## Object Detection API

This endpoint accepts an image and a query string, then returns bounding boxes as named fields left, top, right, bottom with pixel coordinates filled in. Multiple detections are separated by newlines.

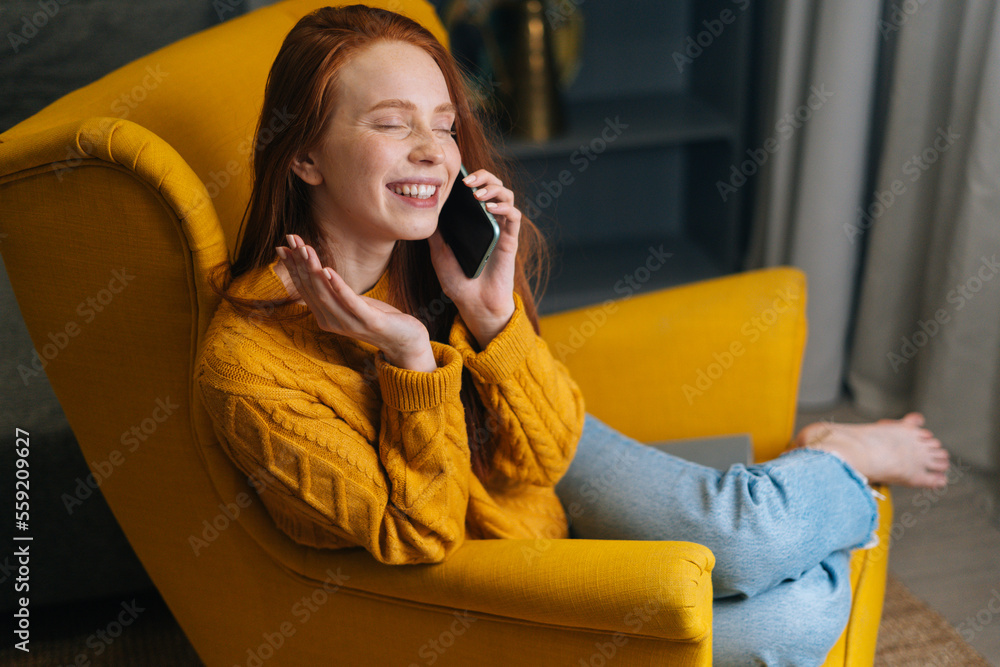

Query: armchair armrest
left=289, top=538, right=714, bottom=642
left=539, top=267, right=808, bottom=461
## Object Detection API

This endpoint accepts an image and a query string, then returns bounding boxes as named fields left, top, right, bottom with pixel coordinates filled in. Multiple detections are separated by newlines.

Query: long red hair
left=207, top=4, right=550, bottom=481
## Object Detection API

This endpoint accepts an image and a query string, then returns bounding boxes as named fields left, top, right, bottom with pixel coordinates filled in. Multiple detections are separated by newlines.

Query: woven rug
left=875, top=575, right=993, bottom=666
left=1, top=575, right=993, bottom=666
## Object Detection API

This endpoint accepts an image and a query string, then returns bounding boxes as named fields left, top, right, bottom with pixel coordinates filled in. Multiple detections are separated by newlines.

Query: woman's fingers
left=278, top=247, right=312, bottom=305
left=466, top=172, right=514, bottom=206
left=278, top=239, right=362, bottom=333
left=494, top=213, right=521, bottom=254
left=464, top=169, right=502, bottom=189
left=302, top=246, right=372, bottom=329
left=283, top=235, right=320, bottom=305
left=485, top=202, right=522, bottom=235
left=276, top=237, right=433, bottom=368
left=473, top=184, right=510, bottom=204
left=281, top=239, right=321, bottom=305
left=314, top=257, right=368, bottom=327
left=464, top=170, right=506, bottom=197
left=458, top=168, right=520, bottom=224
left=434, top=169, right=523, bottom=289
left=464, top=171, right=522, bottom=238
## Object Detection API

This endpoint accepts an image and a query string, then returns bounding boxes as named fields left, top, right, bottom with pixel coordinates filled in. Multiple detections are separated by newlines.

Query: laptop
left=646, top=433, right=753, bottom=470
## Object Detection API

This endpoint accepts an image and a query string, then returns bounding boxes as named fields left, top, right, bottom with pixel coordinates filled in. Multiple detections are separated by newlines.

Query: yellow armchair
left=0, top=0, right=889, bottom=664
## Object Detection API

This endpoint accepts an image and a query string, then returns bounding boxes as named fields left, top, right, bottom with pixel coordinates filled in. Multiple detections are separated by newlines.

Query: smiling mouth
left=389, top=183, right=438, bottom=199
left=387, top=183, right=440, bottom=209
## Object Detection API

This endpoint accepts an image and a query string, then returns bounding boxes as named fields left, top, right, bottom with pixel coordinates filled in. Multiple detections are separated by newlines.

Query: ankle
left=795, top=420, right=837, bottom=448
left=807, top=433, right=871, bottom=480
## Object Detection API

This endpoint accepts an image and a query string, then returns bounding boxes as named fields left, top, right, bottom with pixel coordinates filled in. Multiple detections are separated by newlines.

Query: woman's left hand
left=428, top=168, right=520, bottom=349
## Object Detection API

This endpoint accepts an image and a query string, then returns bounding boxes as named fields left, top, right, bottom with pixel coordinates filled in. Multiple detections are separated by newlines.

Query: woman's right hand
left=277, top=235, right=437, bottom=373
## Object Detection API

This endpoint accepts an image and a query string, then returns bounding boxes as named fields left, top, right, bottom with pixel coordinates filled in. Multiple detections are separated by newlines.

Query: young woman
left=195, top=5, right=950, bottom=664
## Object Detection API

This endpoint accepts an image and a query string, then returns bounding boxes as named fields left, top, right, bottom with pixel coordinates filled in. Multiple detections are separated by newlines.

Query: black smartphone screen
left=437, top=165, right=500, bottom=279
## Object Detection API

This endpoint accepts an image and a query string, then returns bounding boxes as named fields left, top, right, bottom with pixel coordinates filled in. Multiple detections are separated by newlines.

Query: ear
left=290, top=150, right=323, bottom=186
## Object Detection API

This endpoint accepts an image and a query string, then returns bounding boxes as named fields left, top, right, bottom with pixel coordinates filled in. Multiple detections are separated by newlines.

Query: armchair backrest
left=0, top=0, right=449, bottom=631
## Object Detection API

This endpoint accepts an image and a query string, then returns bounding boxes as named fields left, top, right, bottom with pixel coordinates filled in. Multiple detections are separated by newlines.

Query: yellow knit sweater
left=194, top=259, right=586, bottom=565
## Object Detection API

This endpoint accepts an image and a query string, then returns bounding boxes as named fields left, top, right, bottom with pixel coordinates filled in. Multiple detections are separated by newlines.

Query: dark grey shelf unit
left=503, top=92, right=736, bottom=159
left=486, top=0, right=756, bottom=315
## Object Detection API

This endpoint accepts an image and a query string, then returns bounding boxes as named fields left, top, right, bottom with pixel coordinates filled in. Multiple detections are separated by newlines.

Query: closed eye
left=372, top=122, right=455, bottom=138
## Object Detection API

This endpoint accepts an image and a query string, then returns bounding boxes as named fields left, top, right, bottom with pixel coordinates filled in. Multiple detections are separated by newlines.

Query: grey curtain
left=744, top=0, right=883, bottom=408
left=746, top=0, right=1000, bottom=471
left=847, top=2, right=1000, bottom=471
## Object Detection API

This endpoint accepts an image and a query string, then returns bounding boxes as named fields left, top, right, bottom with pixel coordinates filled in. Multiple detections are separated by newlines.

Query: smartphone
left=437, top=164, right=500, bottom=279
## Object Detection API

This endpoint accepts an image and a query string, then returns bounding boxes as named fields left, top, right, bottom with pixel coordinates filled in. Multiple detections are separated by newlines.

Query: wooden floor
left=795, top=399, right=1000, bottom=665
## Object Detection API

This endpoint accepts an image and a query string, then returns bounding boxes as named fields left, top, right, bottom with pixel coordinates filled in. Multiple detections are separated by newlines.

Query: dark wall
left=1, top=1, right=454, bottom=135
left=2, top=0, right=276, bottom=133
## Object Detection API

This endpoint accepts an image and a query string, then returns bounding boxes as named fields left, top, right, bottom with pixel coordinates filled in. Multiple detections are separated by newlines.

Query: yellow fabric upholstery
left=543, top=279, right=893, bottom=665
left=0, top=0, right=889, bottom=664
left=540, top=267, right=808, bottom=461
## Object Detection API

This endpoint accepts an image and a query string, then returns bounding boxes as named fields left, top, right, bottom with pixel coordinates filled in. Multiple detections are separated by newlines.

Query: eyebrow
left=365, top=99, right=456, bottom=115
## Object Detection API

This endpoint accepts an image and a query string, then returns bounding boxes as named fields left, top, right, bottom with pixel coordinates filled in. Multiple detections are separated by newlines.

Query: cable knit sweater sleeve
left=195, top=331, right=471, bottom=565
left=449, top=291, right=586, bottom=488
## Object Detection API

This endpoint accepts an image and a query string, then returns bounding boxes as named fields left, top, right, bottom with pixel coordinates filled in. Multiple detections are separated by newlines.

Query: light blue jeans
left=554, top=413, right=880, bottom=666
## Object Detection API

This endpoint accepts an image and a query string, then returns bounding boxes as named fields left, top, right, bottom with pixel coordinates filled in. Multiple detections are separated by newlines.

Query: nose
left=408, top=126, right=446, bottom=164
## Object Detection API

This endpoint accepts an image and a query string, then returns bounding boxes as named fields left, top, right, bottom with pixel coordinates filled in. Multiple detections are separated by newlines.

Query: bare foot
left=793, top=412, right=950, bottom=488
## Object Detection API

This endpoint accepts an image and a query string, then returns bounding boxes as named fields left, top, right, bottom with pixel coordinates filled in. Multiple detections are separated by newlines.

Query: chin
left=405, top=216, right=442, bottom=241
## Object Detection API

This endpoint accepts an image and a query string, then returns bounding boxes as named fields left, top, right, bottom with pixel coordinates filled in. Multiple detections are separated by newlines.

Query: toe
left=901, top=411, right=925, bottom=426
left=926, top=471, right=949, bottom=488
left=927, top=455, right=950, bottom=472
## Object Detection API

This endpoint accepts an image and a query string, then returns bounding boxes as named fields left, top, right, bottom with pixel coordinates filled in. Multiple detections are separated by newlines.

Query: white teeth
left=392, top=184, right=436, bottom=199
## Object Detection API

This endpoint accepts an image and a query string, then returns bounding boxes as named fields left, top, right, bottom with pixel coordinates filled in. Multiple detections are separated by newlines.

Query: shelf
left=536, top=234, right=727, bottom=315
left=500, top=92, right=736, bottom=161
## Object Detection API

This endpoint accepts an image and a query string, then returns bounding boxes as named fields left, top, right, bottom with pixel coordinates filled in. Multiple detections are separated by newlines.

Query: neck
left=318, top=230, right=394, bottom=295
